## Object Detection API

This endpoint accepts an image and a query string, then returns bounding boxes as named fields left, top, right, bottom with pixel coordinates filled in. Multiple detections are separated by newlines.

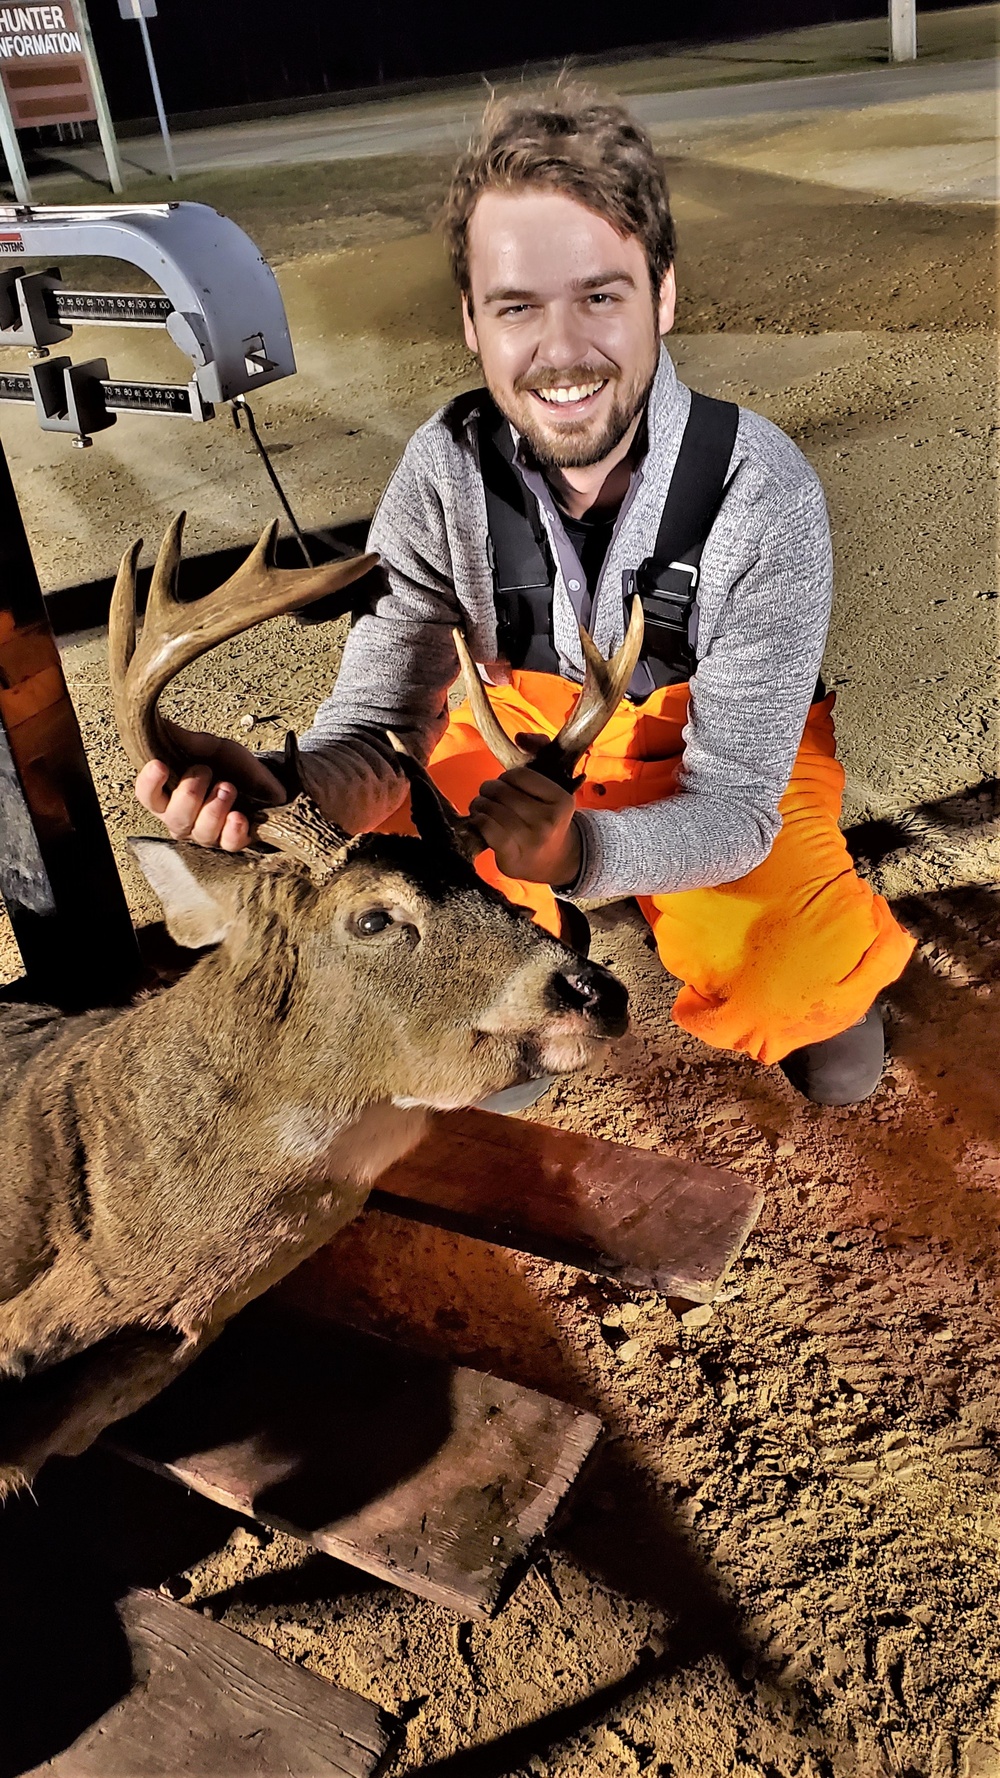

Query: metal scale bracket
left=0, top=200, right=296, bottom=441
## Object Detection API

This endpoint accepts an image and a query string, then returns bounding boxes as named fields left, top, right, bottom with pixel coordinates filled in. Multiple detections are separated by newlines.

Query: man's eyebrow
left=573, top=269, right=636, bottom=292
left=483, top=286, right=536, bottom=304
left=482, top=269, right=637, bottom=304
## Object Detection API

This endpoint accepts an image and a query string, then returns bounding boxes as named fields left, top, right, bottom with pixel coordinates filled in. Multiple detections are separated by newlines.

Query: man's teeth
left=534, top=381, right=605, bottom=405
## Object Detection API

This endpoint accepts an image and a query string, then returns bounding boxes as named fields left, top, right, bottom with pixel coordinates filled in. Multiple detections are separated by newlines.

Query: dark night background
left=88, top=0, right=970, bottom=122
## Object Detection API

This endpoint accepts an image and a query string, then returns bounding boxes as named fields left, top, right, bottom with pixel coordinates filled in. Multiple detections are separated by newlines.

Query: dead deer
left=0, top=517, right=641, bottom=1498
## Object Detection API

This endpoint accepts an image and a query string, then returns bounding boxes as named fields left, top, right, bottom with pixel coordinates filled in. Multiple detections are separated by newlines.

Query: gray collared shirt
left=512, top=433, right=658, bottom=700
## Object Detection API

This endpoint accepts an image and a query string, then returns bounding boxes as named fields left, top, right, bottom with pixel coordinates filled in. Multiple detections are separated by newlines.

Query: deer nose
left=550, top=962, right=629, bottom=1036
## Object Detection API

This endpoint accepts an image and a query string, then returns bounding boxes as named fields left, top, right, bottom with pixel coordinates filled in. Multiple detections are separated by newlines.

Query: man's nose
left=534, top=300, right=591, bottom=369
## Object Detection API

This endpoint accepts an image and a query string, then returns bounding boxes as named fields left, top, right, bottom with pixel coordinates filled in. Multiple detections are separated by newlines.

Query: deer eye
left=354, top=907, right=393, bottom=937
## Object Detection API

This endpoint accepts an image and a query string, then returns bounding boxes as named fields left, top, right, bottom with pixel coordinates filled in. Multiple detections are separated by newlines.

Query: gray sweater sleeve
left=570, top=468, right=834, bottom=900
left=298, top=436, right=463, bottom=766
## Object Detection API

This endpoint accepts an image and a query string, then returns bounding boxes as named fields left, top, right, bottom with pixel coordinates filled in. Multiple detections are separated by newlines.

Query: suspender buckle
left=667, top=560, right=699, bottom=591
left=634, top=557, right=699, bottom=632
left=630, top=557, right=700, bottom=684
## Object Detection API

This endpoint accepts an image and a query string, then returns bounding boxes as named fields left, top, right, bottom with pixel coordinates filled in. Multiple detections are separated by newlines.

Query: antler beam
left=452, top=596, right=645, bottom=790
left=109, top=513, right=377, bottom=786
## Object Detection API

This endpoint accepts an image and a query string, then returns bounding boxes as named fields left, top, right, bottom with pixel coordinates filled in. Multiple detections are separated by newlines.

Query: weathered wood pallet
left=110, top=1301, right=601, bottom=1620
left=370, top=1107, right=761, bottom=1302
left=29, top=1587, right=398, bottom=1776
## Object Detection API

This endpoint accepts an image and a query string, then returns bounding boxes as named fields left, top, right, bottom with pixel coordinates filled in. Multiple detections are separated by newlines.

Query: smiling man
left=137, top=85, right=914, bottom=1104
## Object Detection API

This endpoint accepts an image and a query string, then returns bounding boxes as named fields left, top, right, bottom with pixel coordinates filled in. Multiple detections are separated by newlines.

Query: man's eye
left=355, top=908, right=393, bottom=936
left=499, top=304, right=531, bottom=317
left=587, top=292, right=616, bottom=305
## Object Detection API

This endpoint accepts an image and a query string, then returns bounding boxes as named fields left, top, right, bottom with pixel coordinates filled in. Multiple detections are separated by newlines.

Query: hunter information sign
left=0, top=1, right=97, bottom=127
left=0, top=0, right=121, bottom=201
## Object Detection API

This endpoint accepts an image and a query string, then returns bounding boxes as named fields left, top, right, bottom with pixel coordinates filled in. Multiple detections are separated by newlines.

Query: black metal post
left=0, top=434, right=141, bottom=1009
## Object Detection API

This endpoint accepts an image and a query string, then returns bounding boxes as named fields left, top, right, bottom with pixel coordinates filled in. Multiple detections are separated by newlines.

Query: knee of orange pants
left=640, top=741, right=915, bottom=1064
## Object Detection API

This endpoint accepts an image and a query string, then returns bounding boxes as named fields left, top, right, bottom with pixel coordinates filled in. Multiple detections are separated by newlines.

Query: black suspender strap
left=653, top=391, right=740, bottom=565
left=477, top=399, right=561, bottom=674
left=633, top=391, right=739, bottom=686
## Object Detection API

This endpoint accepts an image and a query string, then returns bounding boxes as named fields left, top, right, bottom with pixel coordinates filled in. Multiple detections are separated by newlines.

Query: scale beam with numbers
left=0, top=200, right=295, bottom=440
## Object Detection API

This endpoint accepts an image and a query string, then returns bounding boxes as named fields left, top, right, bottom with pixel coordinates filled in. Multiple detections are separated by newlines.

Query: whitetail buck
left=0, top=517, right=641, bottom=1498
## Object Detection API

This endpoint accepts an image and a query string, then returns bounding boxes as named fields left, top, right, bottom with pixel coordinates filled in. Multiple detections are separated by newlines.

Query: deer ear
left=129, top=837, right=255, bottom=949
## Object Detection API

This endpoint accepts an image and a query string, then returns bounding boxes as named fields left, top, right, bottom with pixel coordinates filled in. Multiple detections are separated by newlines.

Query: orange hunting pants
left=420, top=672, right=914, bottom=1066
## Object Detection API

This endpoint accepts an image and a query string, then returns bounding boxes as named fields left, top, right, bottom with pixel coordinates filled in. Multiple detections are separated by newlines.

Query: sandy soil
left=2, top=107, right=998, bottom=1778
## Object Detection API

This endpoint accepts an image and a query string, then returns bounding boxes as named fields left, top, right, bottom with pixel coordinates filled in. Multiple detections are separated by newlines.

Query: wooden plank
left=369, top=1108, right=762, bottom=1303
left=109, top=1301, right=601, bottom=1620
left=30, top=1587, right=398, bottom=1777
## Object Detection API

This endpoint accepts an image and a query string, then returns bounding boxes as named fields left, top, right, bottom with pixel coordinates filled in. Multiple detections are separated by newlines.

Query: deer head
left=109, top=520, right=639, bottom=1110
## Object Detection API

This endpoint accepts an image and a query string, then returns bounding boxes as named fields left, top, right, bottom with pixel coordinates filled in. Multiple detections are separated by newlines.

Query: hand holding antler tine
left=546, top=594, right=645, bottom=773
left=452, top=595, right=645, bottom=788
left=109, top=512, right=378, bottom=791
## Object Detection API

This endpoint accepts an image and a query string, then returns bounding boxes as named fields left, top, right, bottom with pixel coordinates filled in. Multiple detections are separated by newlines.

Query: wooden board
left=30, top=1587, right=397, bottom=1777
left=109, top=1301, right=601, bottom=1620
left=369, top=1108, right=762, bottom=1303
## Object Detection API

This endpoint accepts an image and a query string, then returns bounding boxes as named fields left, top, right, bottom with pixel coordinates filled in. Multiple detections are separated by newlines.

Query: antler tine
left=108, top=511, right=379, bottom=785
left=146, top=509, right=187, bottom=622
left=108, top=536, right=142, bottom=690
left=451, top=627, right=532, bottom=773
left=540, top=596, right=645, bottom=778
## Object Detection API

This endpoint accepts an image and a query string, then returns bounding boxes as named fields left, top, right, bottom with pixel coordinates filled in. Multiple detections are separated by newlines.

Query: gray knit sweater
left=300, top=348, right=833, bottom=901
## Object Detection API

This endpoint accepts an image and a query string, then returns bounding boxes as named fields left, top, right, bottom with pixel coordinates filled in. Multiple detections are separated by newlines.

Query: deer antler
left=109, top=513, right=378, bottom=787
left=452, top=596, right=645, bottom=789
left=255, top=797, right=358, bottom=878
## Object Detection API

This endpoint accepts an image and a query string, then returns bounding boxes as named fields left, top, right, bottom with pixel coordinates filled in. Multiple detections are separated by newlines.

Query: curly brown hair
left=441, top=81, right=677, bottom=307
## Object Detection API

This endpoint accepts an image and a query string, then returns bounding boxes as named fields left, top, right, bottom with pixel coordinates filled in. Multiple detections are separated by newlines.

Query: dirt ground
left=2, top=76, right=999, bottom=1778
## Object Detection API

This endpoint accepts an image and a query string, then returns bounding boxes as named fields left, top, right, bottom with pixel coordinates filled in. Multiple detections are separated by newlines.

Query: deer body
left=0, top=982, right=410, bottom=1376
left=0, top=831, right=627, bottom=1496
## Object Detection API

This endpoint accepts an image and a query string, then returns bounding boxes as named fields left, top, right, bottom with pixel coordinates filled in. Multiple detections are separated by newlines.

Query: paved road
left=44, top=56, right=997, bottom=185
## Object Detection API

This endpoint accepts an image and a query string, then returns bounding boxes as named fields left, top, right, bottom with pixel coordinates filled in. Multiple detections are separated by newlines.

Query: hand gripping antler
left=109, top=513, right=377, bottom=788
left=382, top=597, right=646, bottom=861
left=451, top=594, right=645, bottom=788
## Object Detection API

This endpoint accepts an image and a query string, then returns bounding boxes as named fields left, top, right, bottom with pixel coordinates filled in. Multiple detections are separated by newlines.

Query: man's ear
left=461, top=292, right=479, bottom=355
left=129, top=837, right=256, bottom=950
left=658, top=264, right=676, bottom=337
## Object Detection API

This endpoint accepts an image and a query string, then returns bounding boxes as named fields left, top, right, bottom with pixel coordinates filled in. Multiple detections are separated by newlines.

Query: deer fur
left=0, top=826, right=627, bottom=1498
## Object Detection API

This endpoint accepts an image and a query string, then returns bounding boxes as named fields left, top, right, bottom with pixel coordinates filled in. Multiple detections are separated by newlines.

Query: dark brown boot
left=779, top=1006, right=885, bottom=1105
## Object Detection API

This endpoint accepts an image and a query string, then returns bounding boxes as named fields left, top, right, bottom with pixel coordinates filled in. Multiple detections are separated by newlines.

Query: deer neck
left=81, top=953, right=428, bottom=1202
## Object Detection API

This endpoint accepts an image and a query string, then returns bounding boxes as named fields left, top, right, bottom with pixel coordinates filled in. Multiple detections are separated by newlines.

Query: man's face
left=463, top=187, right=675, bottom=470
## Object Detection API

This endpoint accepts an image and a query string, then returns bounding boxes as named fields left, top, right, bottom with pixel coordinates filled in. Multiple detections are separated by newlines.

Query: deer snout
left=549, top=961, right=629, bottom=1038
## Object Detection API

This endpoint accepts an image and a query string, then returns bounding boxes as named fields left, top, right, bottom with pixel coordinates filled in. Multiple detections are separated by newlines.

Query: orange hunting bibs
left=412, top=673, right=914, bottom=1065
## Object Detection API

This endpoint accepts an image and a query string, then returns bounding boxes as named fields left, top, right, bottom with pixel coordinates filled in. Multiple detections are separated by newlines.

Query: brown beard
left=492, top=354, right=657, bottom=470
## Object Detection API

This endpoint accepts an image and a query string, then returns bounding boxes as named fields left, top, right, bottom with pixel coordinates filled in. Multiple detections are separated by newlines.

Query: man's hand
left=135, top=728, right=409, bottom=852
left=469, top=753, right=582, bottom=887
left=135, top=729, right=285, bottom=852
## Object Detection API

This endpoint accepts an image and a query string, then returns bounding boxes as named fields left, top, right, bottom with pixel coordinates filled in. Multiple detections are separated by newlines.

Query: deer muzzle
left=547, top=959, right=629, bottom=1038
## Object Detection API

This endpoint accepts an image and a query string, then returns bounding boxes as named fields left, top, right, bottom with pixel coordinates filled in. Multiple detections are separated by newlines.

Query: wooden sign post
left=0, top=0, right=123, bottom=198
